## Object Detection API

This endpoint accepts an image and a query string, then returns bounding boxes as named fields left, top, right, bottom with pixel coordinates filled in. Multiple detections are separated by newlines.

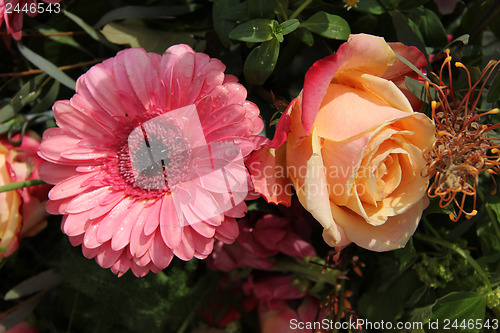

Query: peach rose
left=0, top=132, right=50, bottom=258
left=247, top=34, right=435, bottom=251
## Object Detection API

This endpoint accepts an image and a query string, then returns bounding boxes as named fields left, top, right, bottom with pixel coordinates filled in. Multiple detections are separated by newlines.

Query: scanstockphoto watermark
left=248, top=162, right=376, bottom=182
left=266, top=179, right=369, bottom=198
left=249, top=162, right=376, bottom=197
left=290, top=318, right=424, bottom=331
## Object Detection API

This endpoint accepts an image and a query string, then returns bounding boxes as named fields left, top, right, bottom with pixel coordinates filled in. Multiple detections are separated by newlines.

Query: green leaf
left=248, top=0, right=274, bottom=18
left=5, top=270, right=61, bottom=301
left=279, top=19, right=299, bottom=35
left=380, top=0, right=401, bottom=8
left=424, top=196, right=456, bottom=217
left=358, top=270, right=421, bottom=323
left=394, top=238, right=417, bottom=271
left=408, top=304, right=433, bottom=326
left=300, top=12, right=350, bottom=40
left=295, top=28, right=314, bottom=46
left=397, top=0, right=430, bottom=10
left=0, top=74, right=48, bottom=123
left=229, top=19, right=274, bottom=42
left=212, top=0, right=241, bottom=47
left=391, top=10, right=428, bottom=59
left=354, top=0, right=385, bottom=14
left=244, top=38, right=280, bottom=85
left=405, top=77, right=435, bottom=103
left=37, top=27, right=92, bottom=57
left=16, top=43, right=76, bottom=90
left=63, top=9, right=118, bottom=50
left=409, top=8, right=448, bottom=48
left=101, top=20, right=204, bottom=54
left=486, top=196, right=500, bottom=222
left=93, top=5, right=200, bottom=28
left=487, top=70, right=500, bottom=103
left=220, top=1, right=248, bottom=20
left=431, top=292, right=486, bottom=331
left=29, top=80, right=60, bottom=114
left=0, top=119, right=18, bottom=135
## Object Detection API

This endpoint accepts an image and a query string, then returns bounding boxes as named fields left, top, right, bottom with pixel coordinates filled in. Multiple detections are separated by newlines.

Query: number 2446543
left=5, top=2, right=61, bottom=15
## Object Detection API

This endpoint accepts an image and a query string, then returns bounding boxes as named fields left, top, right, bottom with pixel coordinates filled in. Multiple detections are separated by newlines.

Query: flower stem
left=333, top=279, right=346, bottom=333
left=0, top=179, right=46, bottom=193
left=270, top=259, right=339, bottom=286
left=414, top=233, right=492, bottom=291
left=289, top=0, right=314, bottom=20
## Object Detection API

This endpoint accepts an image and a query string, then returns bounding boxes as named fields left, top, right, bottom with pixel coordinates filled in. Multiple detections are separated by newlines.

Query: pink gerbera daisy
left=0, top=0, right=61, bottom=40
left=38, top=45, right=265, bottom=277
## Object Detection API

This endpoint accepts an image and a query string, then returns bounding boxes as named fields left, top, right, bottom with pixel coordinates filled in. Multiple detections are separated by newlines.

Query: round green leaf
left=300, top=11, right=350, bottom=40
left=279, top=19, right=300, bottom=35
left=243, top=38, right=280, bottom=85
left=229, top=19, right=274, bottom=42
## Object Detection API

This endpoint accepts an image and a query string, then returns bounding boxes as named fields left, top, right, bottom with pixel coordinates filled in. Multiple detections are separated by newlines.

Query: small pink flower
left=38, top=45, right=265, bottom=277
left=0, top=0, right=61, bottom=40
left=243, top=275, right=324, bottom=333
left=0, top=132, right=50, bottom=258
left=208, top=212, right=316, bottom=272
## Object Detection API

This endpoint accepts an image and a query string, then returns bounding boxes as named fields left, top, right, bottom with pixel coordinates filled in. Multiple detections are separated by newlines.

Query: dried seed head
left=422, top=50, right=500, bottom=221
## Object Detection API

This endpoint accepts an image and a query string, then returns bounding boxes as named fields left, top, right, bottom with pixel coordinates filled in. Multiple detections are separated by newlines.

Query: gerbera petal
left=130, top=262, right=150, bottom=277
left=191, top=230, right=214, bottom=258
left=38, top=128, right=81, bottom=165
left=82, top=244, right=100, bottom=259
left=84, top=65, right=128, bottom=118
left=89, top=192, right=126, bottom=219
left=68, top=234, right=84, bottom=246
left=83, top=220, right=102, bottom=249
left=159, top=195, right=182, bottom=249
left=143, top=199, right=162, bottom=236
left=215, top=217, right=239, bottom=244
left=39, top=163, right=77, bottom=185
left=96, top=197, right=134, bottom=243
left=149, top=231, right=174, bottom=269
left=173, top=227, right=195, bottom=260
left=123, top=48, right=160, bottom=110
left=53, top=100, right=113, bottom=139
left=190, top=219, right=216, bottom=238
left=65, top=186, right=112, bottom=214
left=61, top=210, right=91, bottom=237
left=111, top=201, right=144, bottom=251
left=95, top=242, right=124, bottom=268
left=48, top=171, right=102, bottom=200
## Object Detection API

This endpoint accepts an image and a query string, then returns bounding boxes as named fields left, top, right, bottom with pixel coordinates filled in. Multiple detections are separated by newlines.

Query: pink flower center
left=106, top=116, right=193, bottom=198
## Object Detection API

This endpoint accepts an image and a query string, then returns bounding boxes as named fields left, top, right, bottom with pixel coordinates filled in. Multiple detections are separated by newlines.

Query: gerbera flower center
left=110, top=115, right=193, bottom=198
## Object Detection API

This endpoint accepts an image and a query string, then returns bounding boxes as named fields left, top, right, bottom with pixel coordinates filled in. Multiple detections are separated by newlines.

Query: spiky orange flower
left=422, top=50, right=500, bottom=221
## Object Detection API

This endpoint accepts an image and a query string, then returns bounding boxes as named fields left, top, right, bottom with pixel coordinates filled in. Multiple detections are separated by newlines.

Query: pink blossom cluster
left=208, top=210, right=316, bottom=271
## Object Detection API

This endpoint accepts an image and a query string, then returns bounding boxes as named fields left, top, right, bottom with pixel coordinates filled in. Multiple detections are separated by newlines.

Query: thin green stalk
left=485, top=204, right=500, bottom=239
left=176, top=273, right=218, bottom=333
left=270, top=259, right=339, bottom=286
left=0, top=179, right=46, bottom=193
left=415, top=233, right=492, bottom=291
left=333, top=279, right=346, bottom=333
left=289, top=0, right=314, bottom=20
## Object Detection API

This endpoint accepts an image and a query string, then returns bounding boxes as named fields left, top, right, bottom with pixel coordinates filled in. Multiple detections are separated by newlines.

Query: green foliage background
left=2, top=0, right=500, bottom=332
